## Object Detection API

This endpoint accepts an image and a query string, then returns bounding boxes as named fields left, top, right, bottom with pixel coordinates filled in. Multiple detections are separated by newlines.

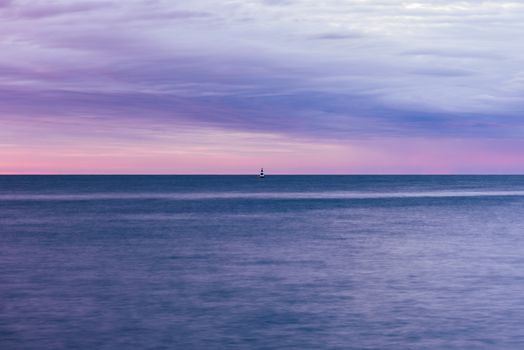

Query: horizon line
left=1, top=173, right=524, bottom=176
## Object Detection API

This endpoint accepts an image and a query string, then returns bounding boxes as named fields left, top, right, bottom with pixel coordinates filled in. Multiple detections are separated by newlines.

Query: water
left=2, top=175, right=524, bottom=349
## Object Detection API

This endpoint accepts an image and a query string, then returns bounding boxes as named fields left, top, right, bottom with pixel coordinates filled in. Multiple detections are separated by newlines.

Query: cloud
left=311, top=32, right=363, bottom=40
left=400, top=49, right=503, bottom=61
left=13, top=1, right=113, bottom=19
left=134, top=10, right=211, bottom=20
left=259, top=0, right=295, bottom=6
left=409, top=67, right=475, bottom=77
left=1, top=0, right=524, bottom=152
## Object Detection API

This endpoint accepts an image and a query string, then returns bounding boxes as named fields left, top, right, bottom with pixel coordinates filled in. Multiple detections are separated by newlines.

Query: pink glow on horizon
left=2, top=136, right=524, bottom=174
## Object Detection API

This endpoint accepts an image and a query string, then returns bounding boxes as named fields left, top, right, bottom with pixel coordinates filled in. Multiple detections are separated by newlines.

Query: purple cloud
left=14, top=2, right=112, bottom=19
left=2, top=0, right=524, bottom=172
left=311, top=32, right=363, bottom=40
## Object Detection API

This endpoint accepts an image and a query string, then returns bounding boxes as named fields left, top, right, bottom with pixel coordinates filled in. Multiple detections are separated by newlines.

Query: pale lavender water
left=2, top=175, right=524, bottom=349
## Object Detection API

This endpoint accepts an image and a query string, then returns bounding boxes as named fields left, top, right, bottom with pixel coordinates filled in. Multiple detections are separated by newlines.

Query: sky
left=1, top=0, right=524, bottom=174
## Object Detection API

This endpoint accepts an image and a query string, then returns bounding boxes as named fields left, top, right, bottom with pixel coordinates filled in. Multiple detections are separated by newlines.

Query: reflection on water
left=2, top=176, right=524, bottom=349
left=4, top=189, right=524, bottom=201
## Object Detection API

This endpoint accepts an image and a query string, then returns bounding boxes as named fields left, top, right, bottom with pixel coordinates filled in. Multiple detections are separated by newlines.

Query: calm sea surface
left=2, top=175, right=524, bottom=349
